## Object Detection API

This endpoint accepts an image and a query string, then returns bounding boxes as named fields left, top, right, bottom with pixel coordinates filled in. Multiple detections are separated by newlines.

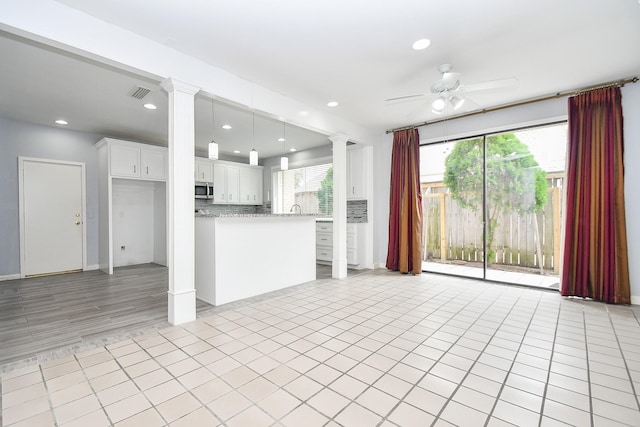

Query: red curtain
left=386, top=129, right=423, bottom=274
left=561, top=87, right=630, bottom=303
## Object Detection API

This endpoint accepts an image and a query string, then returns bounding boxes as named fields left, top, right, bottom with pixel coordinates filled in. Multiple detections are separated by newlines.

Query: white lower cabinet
left=347, top=230, right=357, bottom=265
left=316, top=222, right=358, bottom=265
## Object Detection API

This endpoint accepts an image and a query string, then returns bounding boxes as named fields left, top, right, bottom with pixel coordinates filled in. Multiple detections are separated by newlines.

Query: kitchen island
left=195, top=214, right=316, bottom=306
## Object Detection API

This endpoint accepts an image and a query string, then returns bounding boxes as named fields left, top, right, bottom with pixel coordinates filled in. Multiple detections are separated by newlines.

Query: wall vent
left=129, top=86, right=151, bottom=99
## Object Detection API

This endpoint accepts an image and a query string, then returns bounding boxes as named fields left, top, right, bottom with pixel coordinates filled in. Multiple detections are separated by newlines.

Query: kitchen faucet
left=290, top=204, right=302, bottom=214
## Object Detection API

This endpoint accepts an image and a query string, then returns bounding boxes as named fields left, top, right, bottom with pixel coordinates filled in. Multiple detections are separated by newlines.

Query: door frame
left=18, top=156, right=88, bottom=278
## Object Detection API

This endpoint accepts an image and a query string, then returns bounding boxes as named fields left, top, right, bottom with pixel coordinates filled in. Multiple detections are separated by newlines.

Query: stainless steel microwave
left=195, top=182, right=213, bottom=199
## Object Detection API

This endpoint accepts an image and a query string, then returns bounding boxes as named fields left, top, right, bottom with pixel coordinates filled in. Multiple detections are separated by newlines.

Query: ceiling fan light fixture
left=431, top=97, right=445, bottom=114
left=450, top=95, right=465, bottom=110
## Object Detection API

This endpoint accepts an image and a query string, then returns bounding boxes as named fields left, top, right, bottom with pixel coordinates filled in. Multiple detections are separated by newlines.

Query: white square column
left=330, top=134, right=349, bottom=279
left=160, top=78, right=200, bottom=325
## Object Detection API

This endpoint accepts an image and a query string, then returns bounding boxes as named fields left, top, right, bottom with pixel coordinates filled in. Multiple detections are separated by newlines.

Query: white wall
left=111, top=180, right=156, bottom=267
left=371, top=85, right=640, bottom=301
left=0, top=117, right=101, bottom=277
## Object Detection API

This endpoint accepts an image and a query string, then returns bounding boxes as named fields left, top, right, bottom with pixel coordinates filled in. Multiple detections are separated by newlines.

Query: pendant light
left=249, top=112, right=258, bottom=165
left=280, top=121, right=288, bottom=171
left=208, top=99, right=219, bottom=160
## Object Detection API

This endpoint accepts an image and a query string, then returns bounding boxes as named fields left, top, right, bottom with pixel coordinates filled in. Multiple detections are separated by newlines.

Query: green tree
left=317, top=167, right=333, bottom=215
left=443, top=134, right=547, bottom=263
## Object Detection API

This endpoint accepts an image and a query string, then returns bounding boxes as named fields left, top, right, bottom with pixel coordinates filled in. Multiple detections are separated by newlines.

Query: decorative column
left=160, top=78, right=200, bottom=325
left=330, top=134, right=349, bottom=279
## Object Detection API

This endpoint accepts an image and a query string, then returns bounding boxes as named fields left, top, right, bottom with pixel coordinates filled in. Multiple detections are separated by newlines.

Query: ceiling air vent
left=129, top=86, right=151, bottom=100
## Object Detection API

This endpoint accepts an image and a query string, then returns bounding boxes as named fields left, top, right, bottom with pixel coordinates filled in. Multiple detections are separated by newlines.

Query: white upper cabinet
left=195, top=158, right=213, bottom=182
left=101, top=139, right=167, bottom=181
left=141, top=149, right=166, bottom=180
left=239, top=167, right=263, bottom=205
left=347, top=148, right=367, bottom=200
left=250, top=167, right=263, bottom=205
left=213, top=163, right=227, bottom=203
left=210, top=160, right=262, bottom=205
left=110, top=144, right=140, bottom=178
left=226, top=165, right=239, bottom=203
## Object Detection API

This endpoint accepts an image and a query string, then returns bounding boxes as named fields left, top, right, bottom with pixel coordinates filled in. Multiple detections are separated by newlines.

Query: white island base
left=195, top=215, right=316, bottom=306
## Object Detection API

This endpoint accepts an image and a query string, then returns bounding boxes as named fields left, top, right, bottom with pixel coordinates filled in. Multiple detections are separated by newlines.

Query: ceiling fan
left=386, top=64, right=517, bottom=115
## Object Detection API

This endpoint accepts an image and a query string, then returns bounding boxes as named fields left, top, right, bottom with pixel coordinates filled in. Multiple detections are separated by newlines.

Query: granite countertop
left=195, top=212, right=320, bottom=218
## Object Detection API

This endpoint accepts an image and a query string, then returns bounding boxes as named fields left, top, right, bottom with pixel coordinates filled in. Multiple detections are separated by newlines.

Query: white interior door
left=20, top=158, right=85, bottom=277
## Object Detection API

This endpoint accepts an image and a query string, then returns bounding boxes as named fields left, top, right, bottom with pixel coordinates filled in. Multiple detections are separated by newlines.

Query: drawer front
left=316, top=247, right=333, bottom=261
left=316, top=222, right=332, bottom=232
left=316, top=232, right=333, bottom=246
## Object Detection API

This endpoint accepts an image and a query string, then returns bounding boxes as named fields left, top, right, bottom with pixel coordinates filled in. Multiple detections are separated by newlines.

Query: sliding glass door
left=420, top=123, right=567, bottom=289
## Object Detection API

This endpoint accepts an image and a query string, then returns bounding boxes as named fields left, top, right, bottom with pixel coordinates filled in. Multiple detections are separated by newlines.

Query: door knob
left=75, top=221, right=81, bottom=225
left=75, top=213, right=80, bottom=217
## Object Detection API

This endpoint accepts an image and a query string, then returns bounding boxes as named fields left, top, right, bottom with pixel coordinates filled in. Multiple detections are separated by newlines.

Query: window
left=420, top=122, right=568, bottom=289
left=272, top=162, right=333, bottom=215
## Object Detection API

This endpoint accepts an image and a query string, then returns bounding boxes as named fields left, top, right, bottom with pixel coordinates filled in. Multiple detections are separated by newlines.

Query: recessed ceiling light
left=299, top=111, right=309, bottom=116
left=278, top=137, right=285, bottom=142
left=327, top=101, right=339, bottom=107
left=289, top=148, right=297, bottom=152
left=233, top=150, right=240, bottom=154
left=143, top=103, right=157, bottom=110
left=412, top=38, right=431, bottom=50
left=54, top=119, right=68, bottom=125
left=222, top=124, right=232, bottom=130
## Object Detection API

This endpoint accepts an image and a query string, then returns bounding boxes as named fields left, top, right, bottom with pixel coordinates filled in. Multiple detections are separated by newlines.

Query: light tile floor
left=2, top=269, right=640, bottom=426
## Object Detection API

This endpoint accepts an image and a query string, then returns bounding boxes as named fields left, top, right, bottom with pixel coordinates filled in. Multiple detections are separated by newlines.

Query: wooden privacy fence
left=422, top=186, right=562, bottom=274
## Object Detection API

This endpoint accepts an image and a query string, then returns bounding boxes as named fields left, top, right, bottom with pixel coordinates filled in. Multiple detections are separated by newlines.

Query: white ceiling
left=1, top=0, right=639, bottom=158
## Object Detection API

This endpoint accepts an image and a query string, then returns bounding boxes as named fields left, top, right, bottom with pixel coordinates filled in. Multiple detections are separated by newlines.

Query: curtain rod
left=385, top=76, right=639, bottom=134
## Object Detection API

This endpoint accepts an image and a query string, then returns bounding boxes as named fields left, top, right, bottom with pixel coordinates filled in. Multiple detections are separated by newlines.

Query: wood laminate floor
left=0, top=264, right=213, bottom=367
left=0, top=263, right=343, bottom=369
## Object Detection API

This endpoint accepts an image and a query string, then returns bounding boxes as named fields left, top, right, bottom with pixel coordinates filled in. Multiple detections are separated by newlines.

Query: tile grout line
left=606, top=305, right=640, bottom=411
left=536, top=298, right=563, bottom=427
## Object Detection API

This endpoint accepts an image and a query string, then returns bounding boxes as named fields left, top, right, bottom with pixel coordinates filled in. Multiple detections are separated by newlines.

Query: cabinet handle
left=146, top=166, right=149, bottom=175
left=133, top=165, right=136, bottom=174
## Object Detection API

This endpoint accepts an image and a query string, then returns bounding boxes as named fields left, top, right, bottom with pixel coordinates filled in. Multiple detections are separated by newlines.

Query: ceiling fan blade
left=385, top=93, right=428, bottom=103
left=458, top=77, right=518, bottom=93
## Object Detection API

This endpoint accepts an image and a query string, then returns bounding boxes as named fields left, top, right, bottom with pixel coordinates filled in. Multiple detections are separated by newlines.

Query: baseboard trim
left=0, top=274, right=20, bottom=281
left=631, top=295, right=640, bottom=306
left=85, top=264, right=99, bottom=271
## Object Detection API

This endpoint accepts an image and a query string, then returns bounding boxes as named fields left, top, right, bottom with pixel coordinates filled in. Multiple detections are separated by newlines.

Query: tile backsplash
left=195, top=199, right=259, bottom=215
left=195, top=199, right=367, bottom=222
left=347, top=200, right=367, bottom=223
